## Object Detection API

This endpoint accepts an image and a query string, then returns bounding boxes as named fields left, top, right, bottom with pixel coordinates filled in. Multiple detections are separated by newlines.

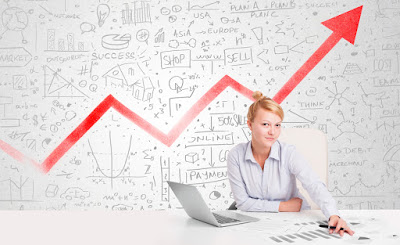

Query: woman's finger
left=345, top=227, right=355, bottom=236
left=328, top=218, right=337, bottom=228
left=335, top=221, right=345, bottom=233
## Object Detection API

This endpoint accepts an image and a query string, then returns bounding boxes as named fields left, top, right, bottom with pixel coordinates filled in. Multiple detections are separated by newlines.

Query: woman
left=227, top=91, right=354, bottom=237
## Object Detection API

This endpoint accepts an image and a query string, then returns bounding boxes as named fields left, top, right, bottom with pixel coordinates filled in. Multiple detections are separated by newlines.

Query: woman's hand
left=328, top=215, right=355, bottom=237
left=278, top=197, right=302, bottom=212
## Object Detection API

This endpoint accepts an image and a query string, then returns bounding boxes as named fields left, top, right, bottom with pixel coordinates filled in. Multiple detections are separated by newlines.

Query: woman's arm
left=288, top=146, right=354, bottom=236
left=287, top=146, right=340, bottom=219
left=278, top=197, right=303, bottom=212
left=227, top=149, right=281, bottom=212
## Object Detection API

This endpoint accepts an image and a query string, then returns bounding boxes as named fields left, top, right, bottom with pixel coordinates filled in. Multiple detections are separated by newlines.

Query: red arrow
left=0, top=6, right=363, bottom=173
left=273, top=5, right=363, bottom=104
left=0, top=75, right=254, bottom=173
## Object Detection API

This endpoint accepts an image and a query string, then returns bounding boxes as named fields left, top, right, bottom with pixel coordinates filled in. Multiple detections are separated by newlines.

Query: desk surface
left=0, top=209, right=399, bottom=245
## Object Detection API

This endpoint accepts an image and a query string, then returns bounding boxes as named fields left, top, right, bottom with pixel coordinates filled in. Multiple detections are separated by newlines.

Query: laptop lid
left=167, top=181, right=220, bottom=226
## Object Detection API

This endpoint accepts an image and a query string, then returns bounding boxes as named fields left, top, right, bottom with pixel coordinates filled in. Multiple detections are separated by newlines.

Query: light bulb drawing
left=97, top=4, right=110, bottom=27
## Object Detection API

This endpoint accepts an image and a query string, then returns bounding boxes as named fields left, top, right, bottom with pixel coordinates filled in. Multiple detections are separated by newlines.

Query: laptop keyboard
left=212, top=213, right=240, bottom=224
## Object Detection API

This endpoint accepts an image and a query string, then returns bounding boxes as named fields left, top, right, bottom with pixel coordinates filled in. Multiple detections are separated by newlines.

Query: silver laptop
left=167, top=181, right=259, bottom=227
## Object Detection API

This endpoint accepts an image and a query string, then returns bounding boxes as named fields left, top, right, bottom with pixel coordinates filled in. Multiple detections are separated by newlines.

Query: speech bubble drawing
left=80, top=22, right=96, bottom=34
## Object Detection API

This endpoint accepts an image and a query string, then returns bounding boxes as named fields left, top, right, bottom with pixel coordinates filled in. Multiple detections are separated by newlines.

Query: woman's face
left=247, top=108, right=282, bottom=149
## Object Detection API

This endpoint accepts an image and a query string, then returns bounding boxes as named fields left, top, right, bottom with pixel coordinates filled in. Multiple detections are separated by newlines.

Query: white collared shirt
left=227, top=140, right=340, bottom=219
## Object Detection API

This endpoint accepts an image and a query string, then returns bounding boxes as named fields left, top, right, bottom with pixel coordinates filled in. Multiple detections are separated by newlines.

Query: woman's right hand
left=278, top=197, right=303, bottom=212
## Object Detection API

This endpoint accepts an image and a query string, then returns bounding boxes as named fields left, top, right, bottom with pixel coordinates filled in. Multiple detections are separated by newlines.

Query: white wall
left=0, top=0, right=399, bottom=211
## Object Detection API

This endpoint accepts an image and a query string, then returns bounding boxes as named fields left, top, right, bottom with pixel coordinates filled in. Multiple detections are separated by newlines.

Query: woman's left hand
left=328, top=215, right=355, bottom=237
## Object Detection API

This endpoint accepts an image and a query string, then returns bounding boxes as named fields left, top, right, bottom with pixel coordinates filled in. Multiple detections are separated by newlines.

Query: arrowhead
left=321, top=5, right=363, bottom=44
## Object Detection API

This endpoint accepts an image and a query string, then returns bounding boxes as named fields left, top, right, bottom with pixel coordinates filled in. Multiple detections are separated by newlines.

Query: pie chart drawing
left=209, top=190, right=221, bottom=200
left=101, top=34, right=131, bottom=50
left=169, top=76, right=184, bottom=92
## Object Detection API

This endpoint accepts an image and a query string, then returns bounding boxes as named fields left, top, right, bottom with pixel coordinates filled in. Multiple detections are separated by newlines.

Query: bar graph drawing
left=121, top=1, right=151, bottom=25
left=45, top=29, right=86, bottom=52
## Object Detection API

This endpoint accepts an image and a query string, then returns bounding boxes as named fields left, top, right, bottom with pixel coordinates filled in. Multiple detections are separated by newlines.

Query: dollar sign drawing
left=32, top=115, right=38, bottom=127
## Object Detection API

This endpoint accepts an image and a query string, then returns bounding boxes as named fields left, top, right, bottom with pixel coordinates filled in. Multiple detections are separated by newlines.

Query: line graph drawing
left=0, top=6, right=363, bottom=174
left=330, top=177, right=385, bottom=197
left=87, top=132, right=145, bottom=188
left=187, top=1, right=220, bottom=11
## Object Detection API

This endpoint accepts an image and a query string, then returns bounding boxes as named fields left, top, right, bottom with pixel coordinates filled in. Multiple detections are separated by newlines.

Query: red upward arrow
left=0, top=6, right=363, bottom=174
left=273, top=5, right=363, bottom=104
left=0, top=76, right=254, bottom=173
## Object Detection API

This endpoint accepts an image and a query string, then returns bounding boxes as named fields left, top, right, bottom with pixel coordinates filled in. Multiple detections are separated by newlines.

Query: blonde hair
left=247, top=91, right=284, bottom=122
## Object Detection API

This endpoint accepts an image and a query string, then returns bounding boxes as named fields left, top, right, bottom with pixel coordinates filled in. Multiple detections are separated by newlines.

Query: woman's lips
left=266, top=137, right=274, bottom=140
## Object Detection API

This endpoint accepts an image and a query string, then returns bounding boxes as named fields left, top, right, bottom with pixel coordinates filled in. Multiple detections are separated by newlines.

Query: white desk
left=0, top=209, right=399, bottom=245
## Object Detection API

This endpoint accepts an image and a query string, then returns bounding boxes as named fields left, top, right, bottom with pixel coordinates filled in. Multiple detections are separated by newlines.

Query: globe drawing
left=2, top=7, right=28, bottom=31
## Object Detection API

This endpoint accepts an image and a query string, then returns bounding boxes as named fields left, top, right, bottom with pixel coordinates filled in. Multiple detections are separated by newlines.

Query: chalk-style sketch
left=60, top=187, right=90, bottom=200
left=97, top=4, right=110, bottom=27
left=251, top=27, right=263, bottom=45
left=136, top=29, right=149, bottom=44
left=0, top=4, right=29, bottom=44
left=0, top=176, right=34, bottom=203
left=131, top=77, right=154, bottom=101
left=46, top=29, right=86, bottom=52
left=384, top=145, right=400, bottom=162
left=0, top=47, right=32, bottom=67
left=359, top=82, right=388, bottom=109
left=187, top=1, right=220, bottom=11
left=12, top=75, right=27, bottom=90
left=0, top=96, right=20, bottom=127
left=87, top=132, right=147, bottom=188
left=80, top=22, right=96, bottom=34
left=185, top=152, right=199, bottom=163
left=325, top=81, right=357, bottom=110
left=101, top=34, right=131, bottom=50
left=43, top=66, right=89, bottom=98
left=45, top=184, right=59, bottom=197
left=168, top=76, right=184, bottom=92
left=121, top=2, right=151, bottom=25
left=160, top=49, right=191, bottom=69
left=169, top=38, right=196, bottom=49
left=102, top=62, right=145, bottom=87
left=154, top=28, right=165, bottom=44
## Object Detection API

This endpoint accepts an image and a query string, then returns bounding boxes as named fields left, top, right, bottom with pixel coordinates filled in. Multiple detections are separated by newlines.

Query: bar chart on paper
left=227, top=215, right=378, bottom=244
left=268, top=220, right=343, bottom=243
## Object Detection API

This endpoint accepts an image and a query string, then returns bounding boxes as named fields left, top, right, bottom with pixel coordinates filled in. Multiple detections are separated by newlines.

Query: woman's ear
left=247, top=120, right=252, bottom=131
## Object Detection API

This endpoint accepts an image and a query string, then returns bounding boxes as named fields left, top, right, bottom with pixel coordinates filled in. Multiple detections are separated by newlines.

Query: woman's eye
left=276, top=124, right=281, bottom=127
left=263, top=123, right=269, bottom=126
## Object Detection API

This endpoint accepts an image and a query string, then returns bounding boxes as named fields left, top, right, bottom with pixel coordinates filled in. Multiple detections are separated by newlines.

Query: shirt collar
left=245, top=140, right=281, bottom=163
